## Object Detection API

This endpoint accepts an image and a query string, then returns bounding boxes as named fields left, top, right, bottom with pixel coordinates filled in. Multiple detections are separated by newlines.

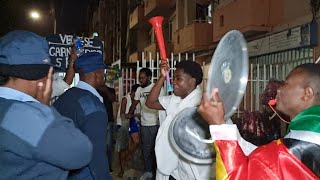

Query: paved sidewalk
left=111, top=148, right=144, bottom=180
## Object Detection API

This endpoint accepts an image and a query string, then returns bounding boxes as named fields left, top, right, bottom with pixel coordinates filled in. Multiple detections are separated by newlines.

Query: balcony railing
left=213, top=0, right=282, bottom=42
left=144, top=0, right=171, bottom=18
left=173, top=21, right=213, bottom=53
left=129, top=6, right=144, bottom=29
left=144, top=41, right=173, bottom=60
left=129, top=51, right=142, bottom=63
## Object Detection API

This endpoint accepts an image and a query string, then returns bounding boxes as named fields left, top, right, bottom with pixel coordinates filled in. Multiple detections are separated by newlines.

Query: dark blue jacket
left=53, top=87, right=112, bottom=180
left=0, top=97, right=92, bottom=179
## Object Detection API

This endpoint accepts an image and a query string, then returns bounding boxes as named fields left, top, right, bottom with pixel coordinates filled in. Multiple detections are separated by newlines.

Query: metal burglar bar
left=135, top=52, right=196, bottom=95
left=117, top=52, right=197, bottom=101
left=246, top=48, right=314, bottom=112
left=116, top=47, right=314, bottom=119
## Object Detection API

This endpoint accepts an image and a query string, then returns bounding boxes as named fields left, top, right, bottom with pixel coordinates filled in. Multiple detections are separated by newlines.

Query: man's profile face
left=276, top=69, right=306, bottom=117
left=139, top=72, right=150, bottom=88
left=95, top=69, right=105, bottom=87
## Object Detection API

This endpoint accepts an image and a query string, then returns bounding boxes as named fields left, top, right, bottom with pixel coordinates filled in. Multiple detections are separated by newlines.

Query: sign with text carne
left=46, top=34, right=103, bottom=71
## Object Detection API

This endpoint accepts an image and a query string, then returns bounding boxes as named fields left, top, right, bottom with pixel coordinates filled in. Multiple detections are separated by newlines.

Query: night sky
left=0, top=0, right=91, bottom=37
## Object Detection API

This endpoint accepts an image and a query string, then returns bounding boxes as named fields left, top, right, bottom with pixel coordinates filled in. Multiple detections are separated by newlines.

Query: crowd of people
left=0, top=29, right=319, bottom=180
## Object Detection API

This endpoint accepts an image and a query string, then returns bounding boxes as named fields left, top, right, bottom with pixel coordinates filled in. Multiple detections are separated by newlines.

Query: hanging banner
left=46, top=34, right=103, bottom=71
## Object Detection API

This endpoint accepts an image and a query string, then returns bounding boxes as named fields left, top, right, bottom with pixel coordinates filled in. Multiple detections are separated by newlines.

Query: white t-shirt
left=51, top=74, right=70, bottom=98
left=116, top=93, right=141, bottom=126
left=134, top=83, right=160, bottom=126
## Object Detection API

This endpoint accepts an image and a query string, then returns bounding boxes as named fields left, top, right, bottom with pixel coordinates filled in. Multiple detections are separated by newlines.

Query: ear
left=189, top=77, right=196, bottom=87
left=304, top=86, right=314, bottom=101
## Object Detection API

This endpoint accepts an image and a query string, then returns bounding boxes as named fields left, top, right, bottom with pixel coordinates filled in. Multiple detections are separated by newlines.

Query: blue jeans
left=140, top=125, right=159, bottom=173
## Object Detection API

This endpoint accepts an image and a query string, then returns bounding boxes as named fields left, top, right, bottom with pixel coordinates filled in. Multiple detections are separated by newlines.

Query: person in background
left=53, top=52, right=112, bottom=180
left=127, top=68, right=163, bottom=180
left=146, top=60, right=212, bottom=180
left=238, top=79, right=284, bottom=146
left=198, top=63, right=320, bottom=179
left=51, top=46, right=78, bottom=99
left=115, top=84, right=141, bottom=177
left=98, top=85, right=116, bottom=173
left=0, top=30, right=92, bottom=179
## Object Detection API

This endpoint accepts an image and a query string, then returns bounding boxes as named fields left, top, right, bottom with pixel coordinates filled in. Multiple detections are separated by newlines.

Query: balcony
left=195, top=0, right=211, bottom=6
left=173, top=21, right=213, bottom=53
left=144, top=42, right=174, bottom=61
left=212, top=0, right=282, bottom=42
left=129, top=51, right=142, bottom=63
left=144, top=0, right=171, bottom=18
left=129, top=6, right=145, bottom=30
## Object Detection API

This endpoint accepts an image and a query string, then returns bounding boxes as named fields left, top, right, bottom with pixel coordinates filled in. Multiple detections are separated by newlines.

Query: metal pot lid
left=206, top=30, right=249, bottom=119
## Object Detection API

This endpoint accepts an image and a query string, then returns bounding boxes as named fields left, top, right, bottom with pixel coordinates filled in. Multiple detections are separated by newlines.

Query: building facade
left=89, top=0, right=320, bottom=112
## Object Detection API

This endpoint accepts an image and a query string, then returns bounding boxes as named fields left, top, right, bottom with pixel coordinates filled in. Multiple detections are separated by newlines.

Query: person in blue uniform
left=53, top=52, right=113, bottom=180
left=0, top=30, right=93, bottom=179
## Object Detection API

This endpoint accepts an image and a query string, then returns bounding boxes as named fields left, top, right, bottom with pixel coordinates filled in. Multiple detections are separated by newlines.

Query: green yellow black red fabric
left=213, top=105, right=320, bottom=179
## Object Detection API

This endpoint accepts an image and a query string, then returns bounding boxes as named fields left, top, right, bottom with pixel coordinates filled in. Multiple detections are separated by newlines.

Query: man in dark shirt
left=98, top=85, right=116, bottom=173
left=53, top=52, right=112, bottom=180
left=0, top=30, right=92, bottom=179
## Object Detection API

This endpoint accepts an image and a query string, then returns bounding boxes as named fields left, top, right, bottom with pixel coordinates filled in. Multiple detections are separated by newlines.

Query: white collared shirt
left=0, top=87, right=39, bottom=103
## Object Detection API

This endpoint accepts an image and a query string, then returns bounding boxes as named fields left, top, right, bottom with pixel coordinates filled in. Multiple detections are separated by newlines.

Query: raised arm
left=145, top=61, right=169, bottom=110
left=198, top=89, right=249, bottom=179
left=63, top=46, right=77, bottom=85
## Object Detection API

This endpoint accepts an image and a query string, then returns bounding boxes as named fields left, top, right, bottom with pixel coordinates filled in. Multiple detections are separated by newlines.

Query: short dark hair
left=175, top=60, right=203, bottom=85
left=294, top=63, right=320, bottom=78
left=293, top=63, right=320, bottom=100
left=131, top=84, right=140, bottom=92
left=139, top=68, right=152, bottom=77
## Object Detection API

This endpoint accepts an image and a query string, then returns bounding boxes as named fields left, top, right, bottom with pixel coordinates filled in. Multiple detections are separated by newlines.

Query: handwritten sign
left=46, top=34, right=104, bottom=71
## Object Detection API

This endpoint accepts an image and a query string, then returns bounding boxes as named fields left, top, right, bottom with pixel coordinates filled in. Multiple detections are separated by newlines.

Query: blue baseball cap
left=0, top=30, right=51, bottom=65
left=75, top=52, right=106, bottom=73
left=0, top=30, right=53, bottom=80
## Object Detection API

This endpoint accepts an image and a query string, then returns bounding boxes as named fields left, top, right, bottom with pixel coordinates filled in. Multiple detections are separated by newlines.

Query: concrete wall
left=213, top=0, right=283, bottom=41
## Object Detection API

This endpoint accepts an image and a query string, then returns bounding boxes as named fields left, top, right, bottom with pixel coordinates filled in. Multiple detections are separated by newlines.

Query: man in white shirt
left=128, top=68, right=160, bottom=180
left=146, top=60, right=212, bottom=180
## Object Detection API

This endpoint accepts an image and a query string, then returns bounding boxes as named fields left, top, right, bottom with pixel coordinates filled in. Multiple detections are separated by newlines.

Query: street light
left=29, top=9, right=56, bottom=34
left=30, top=10, right=40, bottom=20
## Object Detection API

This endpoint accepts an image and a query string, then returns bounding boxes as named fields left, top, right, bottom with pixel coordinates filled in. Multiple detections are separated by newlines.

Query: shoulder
left=159, top=95, right=175, bottom=109
left=146, top=83, right=155, bottom=90
left=0, top=99, right=57, bottom=147
left=76, top=89, right=106, bottom=115
left=136, top=86, right=142, bottom=93
left=55, top=88, right=105, bottom=115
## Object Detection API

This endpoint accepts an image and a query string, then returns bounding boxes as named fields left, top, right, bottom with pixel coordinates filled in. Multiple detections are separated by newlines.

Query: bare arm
left=120, top=97, right=127, bottom=116
left=63, top=47, right=77, bottom=85
left=128, top=99, right=139, bottom=115
left=145, top=61, right=169, bottom=110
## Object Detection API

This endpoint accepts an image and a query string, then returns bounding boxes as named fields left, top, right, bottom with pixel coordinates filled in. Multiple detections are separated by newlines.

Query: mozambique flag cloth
left=210, top=105, right=320, bottom=180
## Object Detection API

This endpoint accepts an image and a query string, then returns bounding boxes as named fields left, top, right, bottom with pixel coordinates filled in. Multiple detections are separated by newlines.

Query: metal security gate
left=116, top=47, right=314, bottom=119
left=118, top=52, right=197, bottom=99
